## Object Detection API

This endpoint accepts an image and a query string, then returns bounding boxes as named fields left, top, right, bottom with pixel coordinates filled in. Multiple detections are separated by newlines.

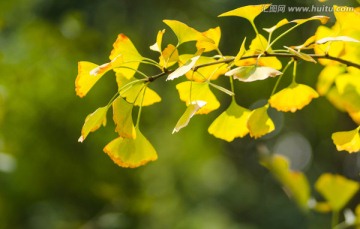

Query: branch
left=146, top=52, right=360, bottom=82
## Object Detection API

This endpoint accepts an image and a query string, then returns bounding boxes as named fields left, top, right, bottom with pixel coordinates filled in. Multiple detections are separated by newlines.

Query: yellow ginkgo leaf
left=315, top=173, right=360, bottom=211
left=314, top=26, right=344, bottom=65
left=208, top=101, right=251, bottom=142
left=150, top=29, right=165, bottom=52
left=263, top=18, right=289, bottom=33
left=269, top=83, right=319, bottom=112
left=335, top=74, right=360, bottom=113
left=103, top=128, right=158, bottom=168
left=291, top=15, right=329, bottom=25
left=333, top=5, right=360, bottom=31
left=218, top=4, right=271, bottom=23
left=226, top=66, right=282, bottom=82
left=261, top=154, right=310, bottom=210
left=116, top=73, right=161, bottom=106
left=159, top=44, right=179, bottom=68
left=173, top=100, right=207, bottom=134
left=292, top=35, right=316, bottom=50
left=163, top=20, right=203, bottom=45
left=332, top=126, right=360, bottom=153
left=78, top=106, right=108, bottom=143
left=247, top=105, right=275, bottom=138
left=176, top=81, right=220, bottom=114
left=167, top=51, right=202, bottom=81
left=196, top=27, right=221, bottom=52
left=234, top=37, right=247, bottom=63
left=75, top=61, right=108, bottom=98
left=178, top=55, right=228, bottom=82
left=316, top=65, right=345, bottom=96
left=112, top=97, right=136, bottom=139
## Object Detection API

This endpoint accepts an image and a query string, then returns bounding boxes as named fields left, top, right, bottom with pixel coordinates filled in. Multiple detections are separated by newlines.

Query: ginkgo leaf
left=79, top=106, right=108, bottom=142
left=249, top=34, right=268, bottom=52
left=269, top=83, right=319, bottom=112
left=103, top=128, right=158, bottom=168
left=196, top=27, right=221, bottom=52
left=218, top=4, right=271, bottom=23
left=332, top=126, right=360, bottom=153
left=163, top=19, right=202, bottom=45
left=349, top=111, right=360, bottom=125
left=291, top=16, right=329, bottom=25
left=284, top=46, right=316, bottom=63
left=316, top=36, right=360, bottom=44
left=292, top=35, right=316, bottom=50
left=261, top=154, right=310, bottom=210
left=315, top=173, right=359, bottom=211
left=316, top=65, right=345, bottom=96
left=263, top=18, right=289, bottom=33
left=75, top=61, right=108, bottom=98
left=116, top=73, right=161, bottom=106
left=167, top=52, right=202, bottom=80
left=178, top=54, right=227, bottom=82
left=335, top=74, right=360, bottom=113
left=208, top=101, right=251, bottom=141
left=150, top=29, right=165, bottom=52
left=159, top=44, right=179, bottom=68
left=176, top=81, right=220, bottom=114
left=112, top=97, right=136, bottom=139
left=333, top=5, right=360, bottom=31
left=226, top=66, right=282, bottom=82
left=247, top=105, right=275, bottom=138
left=234, top=37, right=247, bottom=63
left=173, top=100, right=207, bottom=134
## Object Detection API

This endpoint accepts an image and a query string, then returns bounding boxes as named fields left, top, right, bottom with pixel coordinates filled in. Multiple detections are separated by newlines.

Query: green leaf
left=315, top=173, right=359, bottom=211
left=247, top=105, right=274, bottom=138
left=79, top=106, right=108, bottom=142
left=163, top=19, right=202, bottom=45
left=225, top=66, right=282, bottom=82
left=112, top=97, right=136, bottom=139
left=176, top=81, right=220, bottom=114
left=103, top=128, right=158, bottom=168
left=116, top=73, right=161, bottom=106
left=173, top=100, right=207, bottom=134
left=218, top=4, right=271, bottom=23
left=167, top=51, right=202, bottom=80
left=208, top=101, right=251, bottom=141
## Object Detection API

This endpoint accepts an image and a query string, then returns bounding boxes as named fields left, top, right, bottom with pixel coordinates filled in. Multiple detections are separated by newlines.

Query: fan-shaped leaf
left=163, top=20, right=202, bottom=45
left=332, top=127, right=360, bottom=153
left=173, top=100, right=207, bottom=134
left=159, top=44, right=179, bottom=68
left=167, top=53, right=202, bottom=81
left=208, top=101, right=251, bottom=141
left=218, top=4, right=271, bottom=23
left=103, top=128, right=158, bottom=168
left=315, top=173, right=359, bottom=211
left=263, top=18, right=289, bottom=33
left=79, top=106, right=108, bottom=142
left=247, top=105, right=274, bottom=138
left=226, top=66, right=282, bottom=82
left=150, top=29, right=165, bottom=52
left=112, top=97, right=136, bottom=139
left=196, top=27, right=221, bottom=52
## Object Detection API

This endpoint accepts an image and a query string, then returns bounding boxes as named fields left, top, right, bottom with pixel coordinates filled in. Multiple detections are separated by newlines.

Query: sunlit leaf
left=314, top=26, right=344, bottom=65
left=75, top=61, right=108, bottom=98
left=315, top=173, right=359, bottom=211
left=349, top=111, right=360, bottom=125
left=196, top=27, right=221, bottom=52
left=332, top=127, right=360, bottom=153
left=247, top=105, right=275, bottom=138
left=316, top=65, right=345, bottom=96
left=159, top=44, right=179, bottom=68
left=208, top=101, right=251, bottom=141
left=316, top=36, right=360, bottom=44
left=103, top=128, right=158, bottom=168
left=173, top=100, right=207, bottom=134
left=79, top=106, right=108, bottom=142
left=333, top=5, right=360, bottom=31
left=284, top=46, right=316, bottom=63
left=178, top=54, right=227, bottom=82
left=263, top=18, right=289, bottom=33
left=112, top=97, right=136, bottom=139
left=249, top=34, right=268, bottom=52
left=335, top=73, right=360, bottom=113
left=291, top=16, right=329, bottom=25
left=269, top=83, right=319, bottom=113
left=234, top=37, right=247, bottom=63
left=167, top=52, right=202, bottom=81
left=218, top=4, right=271, bottom=23
left=163, top=19, right=202, bottom=45
left=150, top=29, right=165, bottom=52
left=176, top=81, right=220, bottom=114
left=116, top=73, right=161, bottom=106
left=292, top=35, right=316, bottom=50
left=226, top=66, right=282, bottom=82
left=261, top=154, right=310, bottom=210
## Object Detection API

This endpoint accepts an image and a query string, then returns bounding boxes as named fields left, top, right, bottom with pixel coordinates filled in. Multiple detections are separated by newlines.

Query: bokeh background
left=0, top=0, right=359, bottom=228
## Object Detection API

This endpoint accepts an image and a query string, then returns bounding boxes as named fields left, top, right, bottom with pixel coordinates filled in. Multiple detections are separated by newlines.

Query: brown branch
left=146, top=53, right=360, bottom=82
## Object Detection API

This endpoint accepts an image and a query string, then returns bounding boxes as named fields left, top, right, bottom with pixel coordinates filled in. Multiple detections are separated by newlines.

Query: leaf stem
left=270, top=59, right=293, bottom=96
left=135, top=84, right=148, bottom=128
left=332, top=210, right=340, bottom=229
left=292, top=60, right=297, bottom=83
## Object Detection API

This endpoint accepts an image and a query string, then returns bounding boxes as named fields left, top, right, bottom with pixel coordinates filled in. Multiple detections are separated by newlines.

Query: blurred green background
left=0, top=0, right=359, bottom=228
